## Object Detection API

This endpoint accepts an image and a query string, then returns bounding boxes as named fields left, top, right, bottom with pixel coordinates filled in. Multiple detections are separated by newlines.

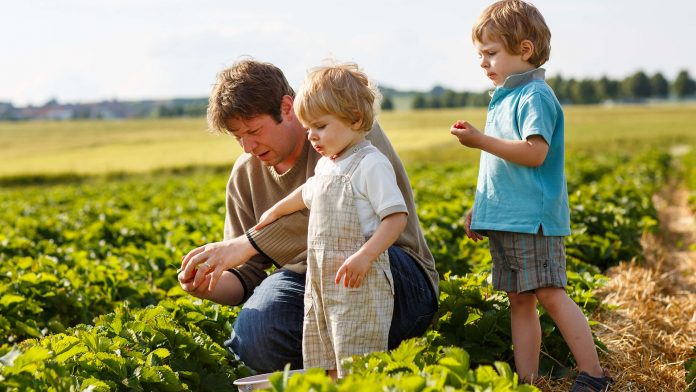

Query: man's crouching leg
left=387, top=246, right=438, bottom=349
left=224, top=269, right=305, bottom=373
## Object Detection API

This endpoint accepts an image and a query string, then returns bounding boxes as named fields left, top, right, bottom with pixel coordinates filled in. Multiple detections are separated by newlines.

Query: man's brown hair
left=207, top=59, right=295, bottom=134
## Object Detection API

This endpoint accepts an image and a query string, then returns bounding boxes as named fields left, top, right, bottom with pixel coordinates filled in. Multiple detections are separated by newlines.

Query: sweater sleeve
left=245, top=208, right=310, bottom=266
left=223, top=163, right=276, bottom=301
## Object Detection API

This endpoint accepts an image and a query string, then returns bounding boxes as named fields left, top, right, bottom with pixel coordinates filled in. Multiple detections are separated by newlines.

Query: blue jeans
left=224, top=246, right=438, bottom=373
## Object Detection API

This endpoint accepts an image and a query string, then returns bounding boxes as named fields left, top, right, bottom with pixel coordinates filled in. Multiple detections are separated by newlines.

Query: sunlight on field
left=1, top=104, right=695, bottom=178
left=0, top=118, right=241, bottom=177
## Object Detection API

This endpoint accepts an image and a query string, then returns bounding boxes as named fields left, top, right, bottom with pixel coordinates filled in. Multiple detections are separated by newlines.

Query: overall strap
left=344, top=146, right=373, bottom=178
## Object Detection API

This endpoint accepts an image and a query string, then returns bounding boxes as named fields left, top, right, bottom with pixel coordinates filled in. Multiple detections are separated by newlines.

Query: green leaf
left=53, top=340, right=88, bottom=363
left=4, top=346, right=52, bottom=374
left=80, top=377, right=112, bottom=392
left=389, top=338, right=425, bottom=364
left=0, top=347, right=22, bottom=366
left=14, top=320, right=42, bottom=338
left=0, top=294, right=25, bottom=307
left=96, top=352, right=128, bottom=379
left=492, top=361, right=514, bottom=381
left=138, top=306, right=168, bottom=323
left=138, top=365, right=184, bottom=391
left=0, top=314, right=11, bottom=330
left=685, top=346, right=696, bottom=392
left=146, top=348, right=171, bottom=366
left=440, top=347, right=470, bottom=376
left=392, top=374, right=426, bottom=391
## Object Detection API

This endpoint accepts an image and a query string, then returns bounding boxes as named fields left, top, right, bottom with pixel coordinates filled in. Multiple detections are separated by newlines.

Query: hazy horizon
left=3, top=0, right=695, bottom=106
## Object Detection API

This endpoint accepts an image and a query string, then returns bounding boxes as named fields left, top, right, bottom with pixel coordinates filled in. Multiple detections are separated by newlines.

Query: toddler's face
left=304, top=114, right=364, bottom=159
left=475, top=36, right=535, bottom=87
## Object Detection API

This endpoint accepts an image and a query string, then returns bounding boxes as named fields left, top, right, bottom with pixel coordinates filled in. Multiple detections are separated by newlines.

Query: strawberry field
left=1, top=136, right=685, bottom=390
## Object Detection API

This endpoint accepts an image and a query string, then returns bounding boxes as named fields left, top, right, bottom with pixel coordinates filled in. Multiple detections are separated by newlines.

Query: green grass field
left=1, top=104, right=695, bottom=178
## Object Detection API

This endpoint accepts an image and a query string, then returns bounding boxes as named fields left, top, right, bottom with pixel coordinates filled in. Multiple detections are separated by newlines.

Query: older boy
left=177, top=60, right=439, bottom=373
left=450, top=1, right=613, bottom=391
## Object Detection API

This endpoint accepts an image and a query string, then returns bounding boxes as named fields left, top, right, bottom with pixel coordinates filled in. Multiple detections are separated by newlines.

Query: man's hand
left=177, top=266, right=246, bottom=305
left=179, top=235, right=257, bottom=292
left=335, top=253, right=373, bottom=288
left=178, top=268, right=213, bottom=295
left=450, top=120, right=483, bottom=148
left=464, top=209, right=483, bottom=242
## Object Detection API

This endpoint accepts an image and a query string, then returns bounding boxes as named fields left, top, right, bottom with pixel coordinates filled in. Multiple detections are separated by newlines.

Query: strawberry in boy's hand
left=453, top=120, right=466, bottom=129
left=450, top=120, right=482, bottom=148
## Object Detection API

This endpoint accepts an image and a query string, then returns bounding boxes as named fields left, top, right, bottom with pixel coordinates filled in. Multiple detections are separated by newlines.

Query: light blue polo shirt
left=471, top=68, right=570, bottom=236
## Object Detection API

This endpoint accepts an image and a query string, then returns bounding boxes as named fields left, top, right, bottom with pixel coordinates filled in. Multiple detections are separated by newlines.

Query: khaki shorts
left=487, top=230, right=567, bottom=293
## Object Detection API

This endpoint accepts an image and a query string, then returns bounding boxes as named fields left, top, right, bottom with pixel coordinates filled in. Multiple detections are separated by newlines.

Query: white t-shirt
left=302, top=142, right=407, bottom=237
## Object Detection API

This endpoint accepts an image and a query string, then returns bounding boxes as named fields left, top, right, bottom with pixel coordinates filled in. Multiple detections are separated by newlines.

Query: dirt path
left=589, top=184, right=695, bottom=391
left=537, top=183, right=695, bottom=392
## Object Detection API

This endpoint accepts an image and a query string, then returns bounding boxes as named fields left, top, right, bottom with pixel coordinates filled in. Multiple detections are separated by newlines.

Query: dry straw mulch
left=537, top=185, right=696, bottom=392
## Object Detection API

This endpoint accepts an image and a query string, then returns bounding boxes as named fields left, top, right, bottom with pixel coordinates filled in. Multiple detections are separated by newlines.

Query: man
left=178, top=59, right=439, bottom=373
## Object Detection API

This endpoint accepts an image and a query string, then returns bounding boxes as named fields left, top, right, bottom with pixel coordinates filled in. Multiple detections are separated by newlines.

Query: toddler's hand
left=255, top=209, right=279, bottom=230
left=335, top=253, right=372, bottom=288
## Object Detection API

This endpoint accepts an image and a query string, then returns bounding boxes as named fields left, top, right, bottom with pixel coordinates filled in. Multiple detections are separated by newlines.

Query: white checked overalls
left=303, top=146, right=395, bottom=376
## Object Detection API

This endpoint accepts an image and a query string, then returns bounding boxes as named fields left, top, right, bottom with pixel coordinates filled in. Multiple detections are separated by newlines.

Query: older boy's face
left=475, top=37, right=535, bottom=87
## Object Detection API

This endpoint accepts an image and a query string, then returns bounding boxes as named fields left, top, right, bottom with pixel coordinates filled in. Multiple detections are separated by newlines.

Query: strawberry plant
left=265, top=338, right=539, bottom=391
left=0, top=297, right=249, bottom=391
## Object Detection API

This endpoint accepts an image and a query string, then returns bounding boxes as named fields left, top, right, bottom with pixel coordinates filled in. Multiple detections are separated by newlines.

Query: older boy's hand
left=450, top=120, right=482, bottom=148
left=465, top=209, right=483, bottom=241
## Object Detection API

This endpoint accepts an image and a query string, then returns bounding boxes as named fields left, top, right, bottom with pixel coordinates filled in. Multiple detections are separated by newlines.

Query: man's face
left=226, top=114, right=300, bottom=168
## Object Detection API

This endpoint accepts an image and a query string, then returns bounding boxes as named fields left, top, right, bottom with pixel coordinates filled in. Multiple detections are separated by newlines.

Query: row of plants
left=566, top=149, right=669, bottom=270
left=0, top=297, right=248, bottom=391
left=678, top=147, right=696, bottom=391
left=267, top=336, right=537, bottom=391
left=682, top=146, right=696, bottom=209
left=0, top=148, right=672, bottom=390
left=0, top=172, right=227, bottom=353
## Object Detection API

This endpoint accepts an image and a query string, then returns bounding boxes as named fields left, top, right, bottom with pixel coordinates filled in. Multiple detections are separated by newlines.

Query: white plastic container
left=233, top=369, right=307, bottom=391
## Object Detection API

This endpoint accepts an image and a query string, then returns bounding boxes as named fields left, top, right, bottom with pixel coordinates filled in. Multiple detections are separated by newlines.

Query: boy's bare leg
left=508, top=292, right=541, bottom=382
left=327, top=369, right=338, bottom=380
left=535, top=287, right=604, bottom=377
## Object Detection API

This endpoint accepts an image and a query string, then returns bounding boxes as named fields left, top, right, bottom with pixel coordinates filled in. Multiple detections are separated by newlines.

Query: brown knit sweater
left=223, top=122, right=439, bottom=302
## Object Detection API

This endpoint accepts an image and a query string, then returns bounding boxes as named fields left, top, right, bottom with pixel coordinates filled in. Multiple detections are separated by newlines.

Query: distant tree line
left=378, top=69, right=696, bottom=111
left=0, top=98, right=209, bottom=121
left=154, top=99, right=208, bottom=118
left=3, top=69, right=695, bottom=120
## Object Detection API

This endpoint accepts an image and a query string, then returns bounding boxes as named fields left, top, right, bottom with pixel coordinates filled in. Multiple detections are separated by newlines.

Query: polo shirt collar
left=499, top=67, right=546, bottom=89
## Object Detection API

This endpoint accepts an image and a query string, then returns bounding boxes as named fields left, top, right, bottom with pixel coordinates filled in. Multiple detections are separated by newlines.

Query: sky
left=2, top=0, right=695, bottom=106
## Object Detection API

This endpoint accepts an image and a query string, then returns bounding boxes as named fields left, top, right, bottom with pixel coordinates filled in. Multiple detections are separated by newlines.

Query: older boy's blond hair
left=294, top=62, right=381, bottom=133
left=472, top=0, right=551, bottom=67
